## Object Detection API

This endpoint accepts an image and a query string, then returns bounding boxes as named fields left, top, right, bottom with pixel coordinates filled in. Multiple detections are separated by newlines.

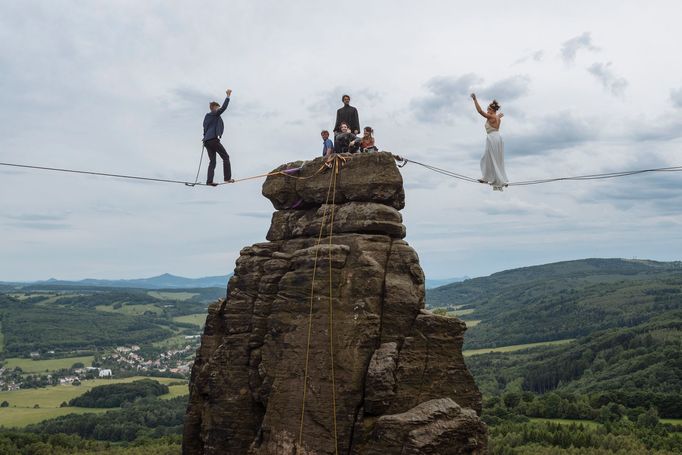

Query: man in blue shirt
left=321, top=130, right=334, bottom=157
left=203, top=89, right=234, bottom=186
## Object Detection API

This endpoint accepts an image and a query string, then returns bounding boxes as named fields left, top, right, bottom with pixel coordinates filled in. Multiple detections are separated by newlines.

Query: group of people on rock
left=201, top=90, right=508, bottom=191
left=322, top=94, right=378, bottom=157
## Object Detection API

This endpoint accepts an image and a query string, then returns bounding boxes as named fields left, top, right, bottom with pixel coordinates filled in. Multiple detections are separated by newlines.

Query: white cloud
left=478, top=75, right=531, bottom=103
left=560, top=32, right=599, bottom=64
left=505, top=111, right=599, bottom=156
left=587, top=62, right=628, bottom=96
left=671, top=87, right=682, bottom=109
left=410, top=73, right=482, bottom=122
left=411, top=74, right=529, bottom=123
left=514, top=50, right=545, bottom=65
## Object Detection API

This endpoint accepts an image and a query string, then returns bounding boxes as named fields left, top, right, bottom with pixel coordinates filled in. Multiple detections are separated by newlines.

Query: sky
left=1, top=0, right=682, bottom=281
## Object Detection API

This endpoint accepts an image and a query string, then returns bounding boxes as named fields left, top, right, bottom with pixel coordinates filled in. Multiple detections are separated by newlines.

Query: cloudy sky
left=2, top=1, right=682, bottom=281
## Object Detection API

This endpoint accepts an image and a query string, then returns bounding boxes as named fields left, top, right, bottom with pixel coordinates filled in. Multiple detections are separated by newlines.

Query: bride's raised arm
left=470, top=93, right=495, bottom=120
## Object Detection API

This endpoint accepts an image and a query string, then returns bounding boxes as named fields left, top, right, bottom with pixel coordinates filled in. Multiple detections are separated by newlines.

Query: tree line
left=67, top=380, right=169, bottom=408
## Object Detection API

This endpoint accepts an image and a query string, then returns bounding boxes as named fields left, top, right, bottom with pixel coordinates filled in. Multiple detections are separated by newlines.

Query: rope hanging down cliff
left=298, top=154, right=346, bottom=454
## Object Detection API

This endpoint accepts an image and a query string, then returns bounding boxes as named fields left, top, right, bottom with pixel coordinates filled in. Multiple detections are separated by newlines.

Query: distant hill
left=0, top=273, right=231, bottom=289
left=0, top=293, right=174, bottom=356
left=466, top=310, right=682, bottom=417
left=426, top=258, right=682, bottom=349
left=4, top=274, right=463, bottom=290
left=430, top=258, right=682, bottom=422
left=0, top=286, right=223, bottom=356
left=425, top=276, right=468, bottom=289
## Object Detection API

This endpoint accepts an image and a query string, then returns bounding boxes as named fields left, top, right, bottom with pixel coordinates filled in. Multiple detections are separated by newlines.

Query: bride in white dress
left=471, top=94, right=508, bottom=191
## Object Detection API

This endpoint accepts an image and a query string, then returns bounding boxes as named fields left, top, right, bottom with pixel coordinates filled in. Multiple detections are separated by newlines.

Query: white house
left=98, top=369, right=112, bottom=378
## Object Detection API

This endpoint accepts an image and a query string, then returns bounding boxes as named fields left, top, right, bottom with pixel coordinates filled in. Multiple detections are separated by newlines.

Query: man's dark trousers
left=204, top=138, right=231, bottom=183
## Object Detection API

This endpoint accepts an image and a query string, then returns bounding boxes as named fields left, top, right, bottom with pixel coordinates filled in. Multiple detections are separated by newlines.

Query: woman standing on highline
left=471, top=93, right=508, bottom=191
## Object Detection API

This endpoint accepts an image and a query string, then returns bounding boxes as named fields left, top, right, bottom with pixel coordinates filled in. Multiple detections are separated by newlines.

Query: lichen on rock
left=183, top=152, right=487, bottom=454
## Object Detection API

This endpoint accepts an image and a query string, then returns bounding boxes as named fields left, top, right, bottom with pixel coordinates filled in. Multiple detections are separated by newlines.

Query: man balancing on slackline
left=333, top=94, right=360, bottom=136
left=203, top=88, right=234, bottom=186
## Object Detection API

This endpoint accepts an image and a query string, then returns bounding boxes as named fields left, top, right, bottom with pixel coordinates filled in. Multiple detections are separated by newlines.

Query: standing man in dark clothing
left=333, top=94, right=360, bottom=135
left=203, top=89, right=234, bottom=186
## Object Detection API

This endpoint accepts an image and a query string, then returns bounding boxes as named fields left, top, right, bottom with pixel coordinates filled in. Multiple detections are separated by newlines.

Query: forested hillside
left=467, top=312, right=682, bottom=416
left=0, top=287, right=222, bottom=357
left=427, top=258, right=682, bottom=348
left=0, top=297, right=172, bottom=356
left=426, top=259, right=682, bottom=453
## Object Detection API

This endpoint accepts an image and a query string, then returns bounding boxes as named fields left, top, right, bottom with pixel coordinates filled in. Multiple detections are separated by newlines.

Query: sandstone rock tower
left=183, top=152, right=487, bottom=454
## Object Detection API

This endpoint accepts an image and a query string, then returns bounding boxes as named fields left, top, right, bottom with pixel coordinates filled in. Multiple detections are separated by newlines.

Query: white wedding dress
left=480, top=121, right=509, bottom=191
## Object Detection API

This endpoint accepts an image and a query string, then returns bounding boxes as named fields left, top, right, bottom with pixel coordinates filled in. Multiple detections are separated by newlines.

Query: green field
left=463, top=319, right=481, bottom=327
left=0, top=376, right=187, bottom=427
left=7, top=292, right=71, bottom=301
left=463, top=339, right=575, bottom=357
left=3, top=355, right=95, bottom=374
left=0, top=406, right=107, bottom=428
left=172, top=313, right=207, bottom=327
left=31, top=294, right=76, bottom=305
left=529, top=418, right=602, bottom=429
left=148, top=291, right=197, bottom=301
left=661, top=419, right=682, bottom=426
left=95, top=303, right=163, bottom=315
left=0, top=376, right=183, bottom=408
left=153, top=333, right=193, bottom=349
left=161, top=383, right=189, bottom=399
left=447, top=308, right=475, bottom=317
left=0, top=321, right=4, bottom=353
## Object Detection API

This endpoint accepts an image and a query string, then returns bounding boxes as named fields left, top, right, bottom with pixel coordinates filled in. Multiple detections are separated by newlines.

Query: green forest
left=1, top=300, right=172, bottom=356
left=0, top=396, right=185, bottom=454
left=427, top=258, right=682, bottom=349
left=0, top=287, right=221, bottom=358
left=68, top=380, right=170, bottom=408
left=467, top=313, right=682, bottom=409
left=427, top=259, right=682, bottom=453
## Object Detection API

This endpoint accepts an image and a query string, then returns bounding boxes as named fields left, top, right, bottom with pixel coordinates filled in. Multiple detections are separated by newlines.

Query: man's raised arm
left=216, top=89, right=232, bottom=115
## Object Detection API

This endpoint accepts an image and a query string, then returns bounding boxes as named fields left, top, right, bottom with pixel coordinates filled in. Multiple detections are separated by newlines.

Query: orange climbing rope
left=298, top=155, right=343, bottom=455
left=222, top=162, right=331, bottom=184
left=327, top=159, right=340, bottom=454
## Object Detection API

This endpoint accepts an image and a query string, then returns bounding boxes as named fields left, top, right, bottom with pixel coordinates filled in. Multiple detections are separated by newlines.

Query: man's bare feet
left=207, top=182, right=218, bottom=187
left=224, top=179, right=235, bottom=184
